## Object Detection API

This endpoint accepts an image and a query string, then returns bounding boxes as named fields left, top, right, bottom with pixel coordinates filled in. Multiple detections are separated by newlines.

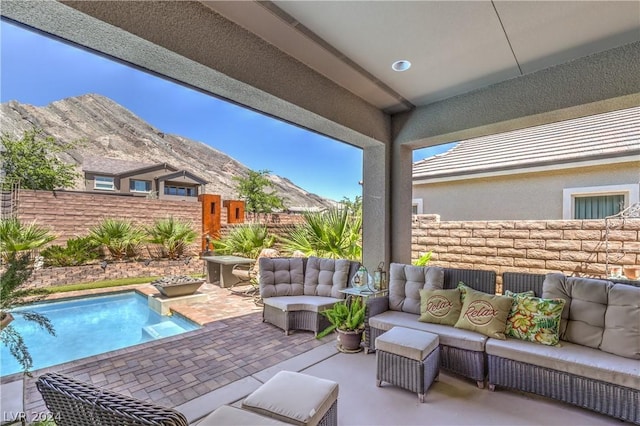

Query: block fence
left=15, top=190, right=205, bottom=253
left=412, top=214, right=640, bottom=288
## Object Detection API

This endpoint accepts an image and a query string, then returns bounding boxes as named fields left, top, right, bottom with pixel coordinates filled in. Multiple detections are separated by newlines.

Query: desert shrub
left=280, top=207, right=362, bottom=260
left=0, top=218, right=55, bottom=262
left=212, top=224, right=274, bottom=258
left=88, top=218, right=145, bottom=260
left=146, top=217, right=198, bottom=259
left=40, top=236, right=101, bottom=267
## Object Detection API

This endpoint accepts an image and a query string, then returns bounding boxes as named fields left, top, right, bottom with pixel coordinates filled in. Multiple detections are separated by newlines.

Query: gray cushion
left=198, top=405, right=289, bottom=425
left=242, top=371, right=338, bottom=426
left=542, top=274, right=611, bottom=348
left=600, top=283, right=640, bottom=359
left=375, top=327, right=439, bottom=361
left=263, top=296, right=340, bottom=312
left=369, top=310, right=487, bottom=352
left=303, top=257, right=350, bottom=298
left=486, top=338, right=640, bottom=390
left=259, top=258, right=305, bottom=298
left=389, top=263, right=444, bottom=315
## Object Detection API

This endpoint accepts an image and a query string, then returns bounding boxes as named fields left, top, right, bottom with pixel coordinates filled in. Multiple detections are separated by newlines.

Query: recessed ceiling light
left=391, top=60, right=411, bottom=72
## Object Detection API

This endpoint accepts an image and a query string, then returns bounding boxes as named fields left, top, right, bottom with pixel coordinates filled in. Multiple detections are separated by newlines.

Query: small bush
left=212, top=224, right=274, bottom=258
left=88, top=218, right=145, bottom=260
left=41, top=236, right=101, bottom=267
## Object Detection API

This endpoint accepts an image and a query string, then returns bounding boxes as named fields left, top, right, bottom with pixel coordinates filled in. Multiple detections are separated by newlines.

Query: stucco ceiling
left=203, top=1, right=640, bottom=114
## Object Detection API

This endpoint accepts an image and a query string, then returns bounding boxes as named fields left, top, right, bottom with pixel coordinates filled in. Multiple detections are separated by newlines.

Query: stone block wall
left=412, top=215, right=639, bottom=288
left=26, top=259, right=204, bottom=288
left=16, top=190, right=204, bottom=253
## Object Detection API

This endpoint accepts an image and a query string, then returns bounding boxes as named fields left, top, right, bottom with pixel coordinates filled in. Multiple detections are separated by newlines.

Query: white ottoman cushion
left=242, top=371, right=338, bottom=426
left=376, top=327, right=439, bottom=361
left=198, top=405, right=289, bottom=425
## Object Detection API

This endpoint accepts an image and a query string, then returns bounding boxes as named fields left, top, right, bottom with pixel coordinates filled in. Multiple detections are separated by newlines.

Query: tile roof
left=413, top=106, right=640, bottom=180
left=82, top=156, right=157, bottom=175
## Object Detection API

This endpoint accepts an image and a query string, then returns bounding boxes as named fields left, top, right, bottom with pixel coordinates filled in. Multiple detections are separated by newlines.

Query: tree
left=1, top=128, right=81, bottom=190
left=233, top=170, right=285, bottom=219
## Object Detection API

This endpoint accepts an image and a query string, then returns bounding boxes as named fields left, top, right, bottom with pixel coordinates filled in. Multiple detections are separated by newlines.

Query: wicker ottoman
left=242, top=371, right=338, bottom=426
left=375, top=327, right=440, bottom=403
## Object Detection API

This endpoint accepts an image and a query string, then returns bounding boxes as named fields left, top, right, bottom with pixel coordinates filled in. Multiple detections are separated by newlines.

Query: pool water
left=0, top=292, right=200, bottom=376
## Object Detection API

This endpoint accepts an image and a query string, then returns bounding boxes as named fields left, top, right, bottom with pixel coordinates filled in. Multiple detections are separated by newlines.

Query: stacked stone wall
left=27, top=259, right=203, bottom=288
left=412, top=215, right=640, bottom=287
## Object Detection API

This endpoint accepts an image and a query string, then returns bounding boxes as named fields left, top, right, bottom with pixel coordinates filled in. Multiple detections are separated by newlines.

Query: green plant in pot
left=317, top=296, right=366, bottom=352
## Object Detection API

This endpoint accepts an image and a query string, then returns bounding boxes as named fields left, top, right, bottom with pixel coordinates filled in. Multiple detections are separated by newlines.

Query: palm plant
left=146, top=217, right=198, bottom=259
left=40, top=236, right=101, bottom=267
left=0, top=218, right=55, bottom=262
left=88, top=218, right=145, bottom=260
left=212, top=224, right=275, bottom=258
left=0, top=218, right=55, bottom=373
left=280, top=207, right=362, bottom=260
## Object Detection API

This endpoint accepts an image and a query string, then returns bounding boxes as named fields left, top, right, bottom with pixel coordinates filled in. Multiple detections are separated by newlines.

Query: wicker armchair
left=36, top=372, right=188, bottom=426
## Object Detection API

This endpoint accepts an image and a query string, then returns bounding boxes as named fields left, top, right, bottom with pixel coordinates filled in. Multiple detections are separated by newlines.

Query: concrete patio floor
left=0, top=282, right=623, bottom=425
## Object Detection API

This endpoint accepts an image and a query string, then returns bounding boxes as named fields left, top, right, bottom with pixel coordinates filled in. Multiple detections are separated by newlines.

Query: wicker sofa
left=365, top=263, right=497, bottom=388
left=259, top=256, right=360, bottom=335
left=487, top=272, right=640, bottom=424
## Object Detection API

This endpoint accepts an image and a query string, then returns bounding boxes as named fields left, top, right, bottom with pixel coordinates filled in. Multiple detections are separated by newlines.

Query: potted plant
left=317, top=296, right=366, bottom=352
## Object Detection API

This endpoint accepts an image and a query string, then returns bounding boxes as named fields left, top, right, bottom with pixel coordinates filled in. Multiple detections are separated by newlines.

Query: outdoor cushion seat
left=369, top=310, right=487, bottom=352
left=263, top=295, right=340, bottom=312
left=242, top=371, right=338, bottom=426
left=198, top=405, right=289, bottom=425
left=486, top=338, right=640, bottom=390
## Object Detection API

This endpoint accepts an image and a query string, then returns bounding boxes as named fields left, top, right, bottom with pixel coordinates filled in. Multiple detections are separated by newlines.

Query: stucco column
left=362, top=144, right=390, bottom=274
left=390, top=142, right=414, bottom=264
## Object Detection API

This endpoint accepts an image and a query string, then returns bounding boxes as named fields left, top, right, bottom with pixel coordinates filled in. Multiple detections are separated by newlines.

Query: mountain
left=0, top=94, right=336, bottom=209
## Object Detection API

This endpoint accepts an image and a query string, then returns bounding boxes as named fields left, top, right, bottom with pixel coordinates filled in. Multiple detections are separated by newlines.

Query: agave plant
left=88, top=218, right=145, bottom=260
left=280, top=207, right=362, bottom=260
left=0, top=218, right=55, bottom=262
left=146, top=217, right=198, bottom=259
left=212, top=224, right=275, bottom=258
left=317, top=296, right=366, bottom=339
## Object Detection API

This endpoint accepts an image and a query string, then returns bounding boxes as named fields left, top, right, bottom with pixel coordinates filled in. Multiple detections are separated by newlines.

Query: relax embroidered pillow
left=454, top=287, right=513, bottom=339
left=418, top=288, right=462, bottom=326
left=504, top=290, right=565, bottom=346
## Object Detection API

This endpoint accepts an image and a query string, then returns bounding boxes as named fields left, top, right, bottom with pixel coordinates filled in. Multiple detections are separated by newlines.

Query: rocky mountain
left=0, top=94, right=336, bottom=209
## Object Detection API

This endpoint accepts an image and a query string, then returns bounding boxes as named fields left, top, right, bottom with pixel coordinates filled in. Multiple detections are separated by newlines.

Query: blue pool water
left=1, top=292, right=200, bottom=376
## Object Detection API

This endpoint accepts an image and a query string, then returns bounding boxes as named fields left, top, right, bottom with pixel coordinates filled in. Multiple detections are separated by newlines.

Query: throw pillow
left=505, top=291, right=566, bottom=346
left=454, top=287, right=513, bottom=339
left=418, top=288, right=462, bottom=326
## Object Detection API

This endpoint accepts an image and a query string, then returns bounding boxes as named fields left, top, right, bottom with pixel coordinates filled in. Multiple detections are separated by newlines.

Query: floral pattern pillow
left=504, top=290, right=566, bottom=346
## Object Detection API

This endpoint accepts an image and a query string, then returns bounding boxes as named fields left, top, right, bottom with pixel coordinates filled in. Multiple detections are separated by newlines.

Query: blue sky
left=0, top=21, right=452, bottom=201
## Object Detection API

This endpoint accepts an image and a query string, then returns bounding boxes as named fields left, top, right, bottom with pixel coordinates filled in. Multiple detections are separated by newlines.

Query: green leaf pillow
left=454, top=287, right=513, bottom=339
left=504, top=290, right=566, bottom=346
left=418, top=288, right=462, bottom=326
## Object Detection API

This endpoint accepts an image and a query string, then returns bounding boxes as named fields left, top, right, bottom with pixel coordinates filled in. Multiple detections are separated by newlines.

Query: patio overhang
left=2, top=0, right=639, bottom=267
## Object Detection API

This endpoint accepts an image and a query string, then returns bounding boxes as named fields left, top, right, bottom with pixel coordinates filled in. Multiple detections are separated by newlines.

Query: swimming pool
left=1, top=292, right=200, bottom=376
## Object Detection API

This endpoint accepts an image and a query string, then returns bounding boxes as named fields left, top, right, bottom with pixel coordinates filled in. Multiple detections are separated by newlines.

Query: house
left=82, top=157, right=208, bottom=202
left=412, top=106, right=640, bottom=221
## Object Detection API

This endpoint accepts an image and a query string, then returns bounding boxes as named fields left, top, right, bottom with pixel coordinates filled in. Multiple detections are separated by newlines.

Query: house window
left=574, top=195, right=624, bottom=219
left=412, top=198, right=424, bottom=215
left=563, top=184, right=638, bottom=219
left=130, top=179, right=151, bottom=192
left=164, top=185, right=198, bottom=197
left=94, top=176, right=114, bottom=191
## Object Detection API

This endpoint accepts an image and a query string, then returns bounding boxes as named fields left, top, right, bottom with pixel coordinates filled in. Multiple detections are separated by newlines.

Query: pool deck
left=0, top=282, right=333, bottom=422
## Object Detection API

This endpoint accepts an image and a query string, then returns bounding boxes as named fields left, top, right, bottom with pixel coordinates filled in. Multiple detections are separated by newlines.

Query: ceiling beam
left=393, top=41, right=640, bottom=149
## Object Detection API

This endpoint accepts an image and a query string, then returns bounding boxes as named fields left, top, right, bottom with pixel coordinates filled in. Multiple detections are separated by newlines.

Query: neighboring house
left=412, top=106, right=640, bottom=220
left=82, top=157, right=207, bottom=202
